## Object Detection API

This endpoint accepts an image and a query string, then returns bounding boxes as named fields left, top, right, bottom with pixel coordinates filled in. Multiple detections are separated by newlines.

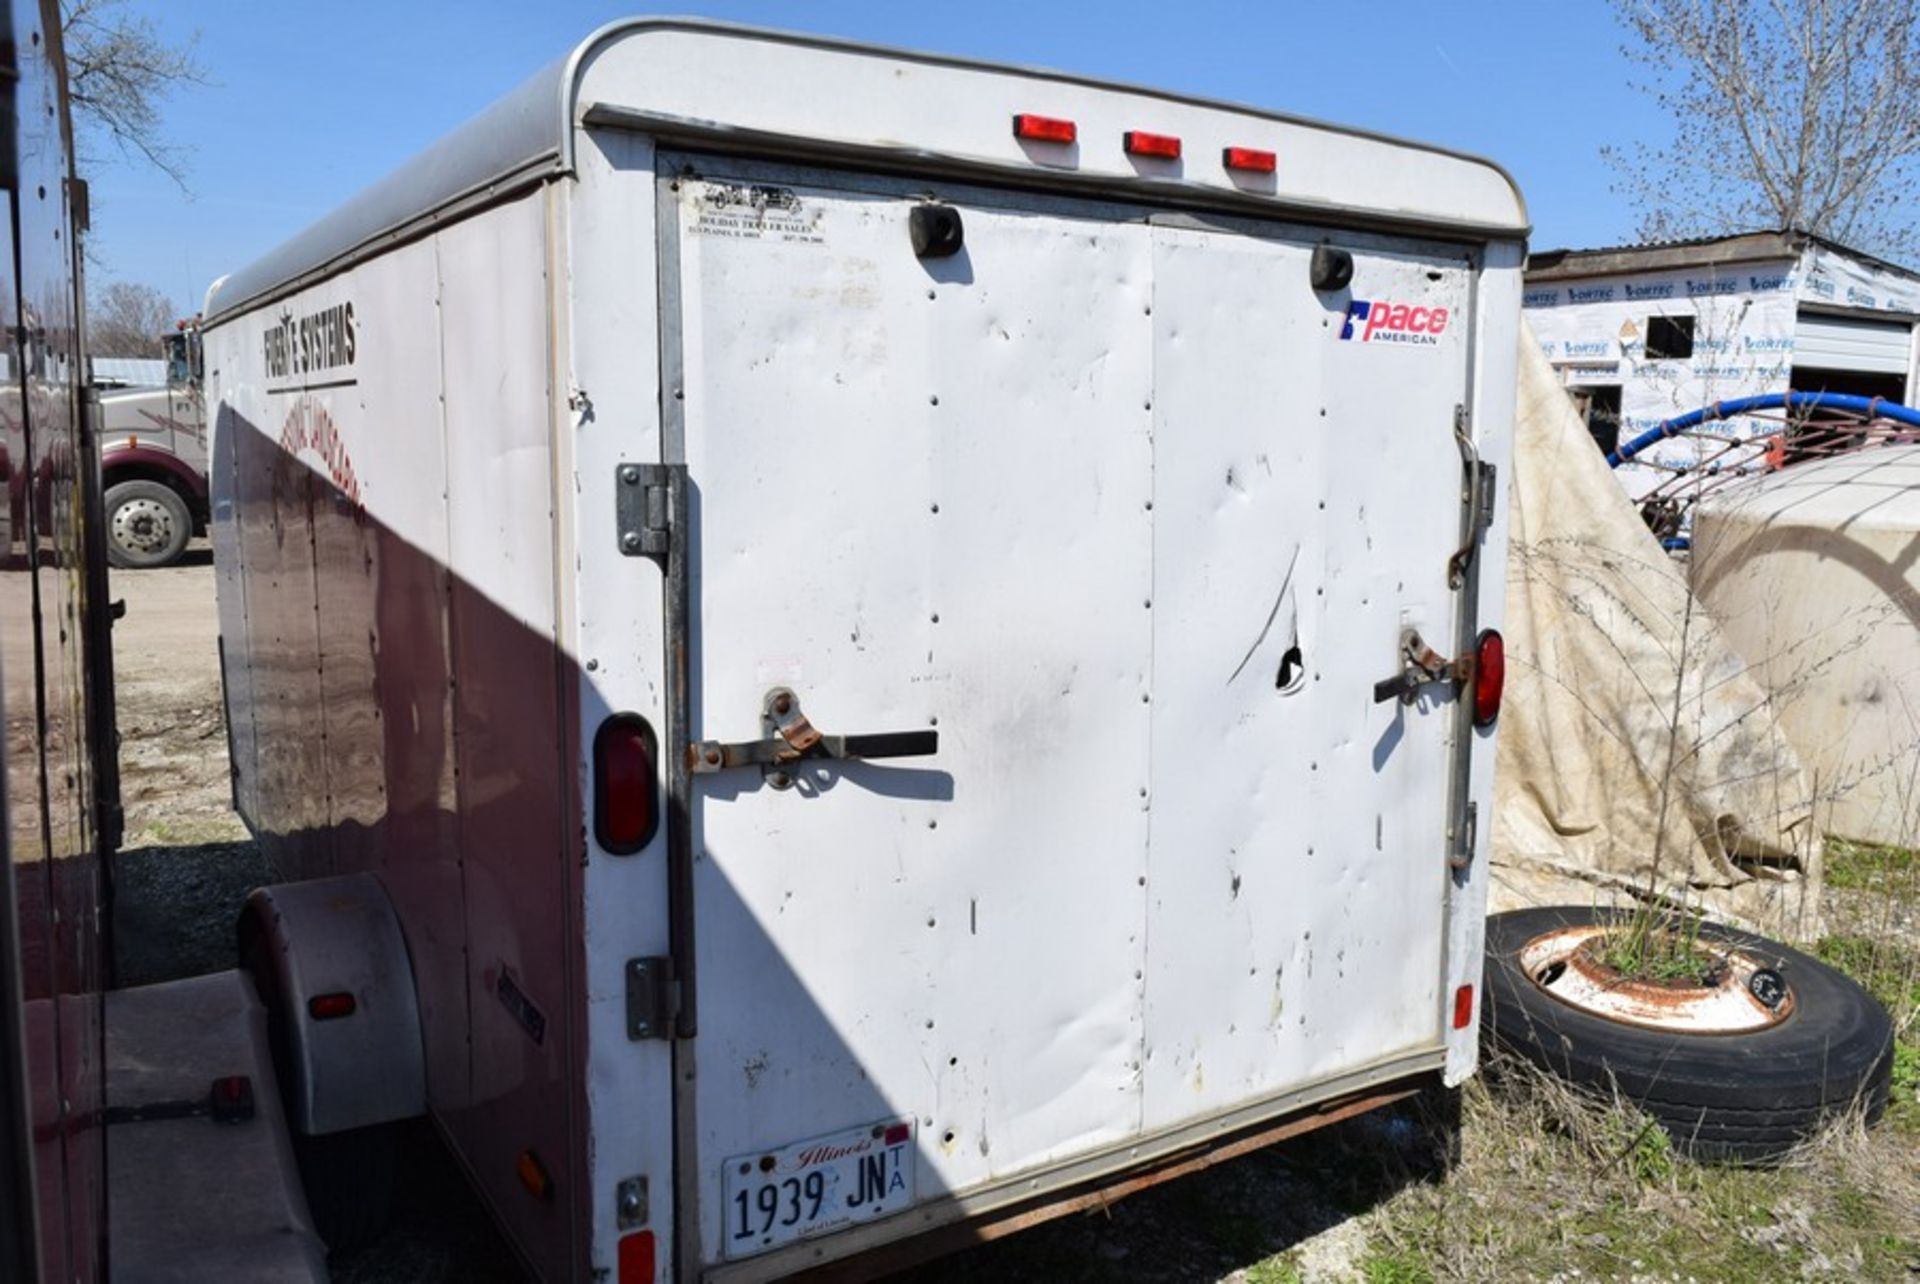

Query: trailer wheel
left=1482, top=906, right=1893, bottom=1162
left=289, top=1124, right=397, bottom=1257
left=104, top=478, right=191, bottom=568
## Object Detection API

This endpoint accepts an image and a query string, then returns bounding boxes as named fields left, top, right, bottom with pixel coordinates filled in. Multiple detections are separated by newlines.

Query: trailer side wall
left=209, top=190, right=582, bottom=1279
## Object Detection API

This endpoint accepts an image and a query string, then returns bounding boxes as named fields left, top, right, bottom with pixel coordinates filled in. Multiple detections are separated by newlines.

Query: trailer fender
left=237, top=873, right=426, bottom=1136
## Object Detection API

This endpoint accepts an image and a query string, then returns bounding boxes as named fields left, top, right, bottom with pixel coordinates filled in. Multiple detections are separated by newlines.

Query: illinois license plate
left=721, top=1117, right=916, bottom=1258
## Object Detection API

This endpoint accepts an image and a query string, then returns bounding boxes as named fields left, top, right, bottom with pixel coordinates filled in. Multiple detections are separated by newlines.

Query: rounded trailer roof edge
left=559, top=17, right=1530, bottom=222
left=207, top=17, right=1529, bottom=323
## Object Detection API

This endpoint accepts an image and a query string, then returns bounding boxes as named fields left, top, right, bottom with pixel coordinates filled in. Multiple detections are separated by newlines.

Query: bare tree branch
left=60, top=0, right=208, bottom=190
left=88, top=280, right=176, bottom=356
left=1606, top=0, right=1920, bottom=261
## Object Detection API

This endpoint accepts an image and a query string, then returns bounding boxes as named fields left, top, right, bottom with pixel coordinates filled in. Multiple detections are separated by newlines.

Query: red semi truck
left=95, top=323, right=208, bottom=570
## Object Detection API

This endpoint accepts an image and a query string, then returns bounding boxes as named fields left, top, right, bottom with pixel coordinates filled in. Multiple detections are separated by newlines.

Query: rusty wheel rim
left=1518, top=924, right=1794, bottom=1034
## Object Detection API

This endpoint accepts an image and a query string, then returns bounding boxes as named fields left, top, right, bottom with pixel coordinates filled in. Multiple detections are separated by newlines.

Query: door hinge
left=626, top=956, right=681, bottom=1040
left=615, top=463, right=680, bottom=565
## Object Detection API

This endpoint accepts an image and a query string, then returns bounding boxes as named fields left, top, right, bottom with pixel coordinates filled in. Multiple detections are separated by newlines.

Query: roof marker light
left=1224, top=146, right=1278, bottom=174
left=1124, top=130, right=1182, bottom=159
left=1013, top=113, right=1077, bottom=144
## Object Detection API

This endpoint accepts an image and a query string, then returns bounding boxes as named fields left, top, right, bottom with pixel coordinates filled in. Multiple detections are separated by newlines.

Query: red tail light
left=1472, top=629, right=1504, bottom=727
left=307, top=992, right=356, bottom=1020
left=1123, top=130, right=1181, bottom=159
left=1452, top=984, right=1475, bottom=1030
left=1013, top=113, right=1077, bottom=144
left=595, top=715, right=660, bottom=853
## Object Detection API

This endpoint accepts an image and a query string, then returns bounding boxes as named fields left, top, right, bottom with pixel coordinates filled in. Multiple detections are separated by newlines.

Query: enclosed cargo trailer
left=203, top=20, right=1526, bottom=1280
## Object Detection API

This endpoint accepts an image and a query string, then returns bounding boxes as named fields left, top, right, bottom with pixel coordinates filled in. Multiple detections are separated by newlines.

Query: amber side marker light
left=517, top=1149, right=554, bottom=1201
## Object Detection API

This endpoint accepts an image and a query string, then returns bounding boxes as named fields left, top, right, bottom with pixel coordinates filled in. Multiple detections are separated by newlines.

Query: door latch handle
left=691, top=687, right=938, bottom=788
left=1372, top=629, right=1472, bottom=705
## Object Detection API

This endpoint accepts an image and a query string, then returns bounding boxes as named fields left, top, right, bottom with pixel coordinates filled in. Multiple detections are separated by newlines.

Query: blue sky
left=89, top=2, right=1665, bottom=314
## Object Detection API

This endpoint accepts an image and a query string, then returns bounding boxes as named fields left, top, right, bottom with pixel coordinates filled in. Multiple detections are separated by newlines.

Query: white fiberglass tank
left=1691, top=445, right=1920, bottom=847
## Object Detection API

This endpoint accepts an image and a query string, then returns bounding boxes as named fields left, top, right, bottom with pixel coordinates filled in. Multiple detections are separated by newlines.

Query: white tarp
left=1489, top=325, right=1823, bottom=941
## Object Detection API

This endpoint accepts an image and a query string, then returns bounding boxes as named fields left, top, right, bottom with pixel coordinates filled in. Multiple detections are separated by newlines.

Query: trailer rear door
left=657, top=159, right=1475, bottom=1269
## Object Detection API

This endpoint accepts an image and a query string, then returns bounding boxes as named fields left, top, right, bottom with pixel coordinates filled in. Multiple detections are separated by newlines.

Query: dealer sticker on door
left=722, top=1117, right=916, bottom=1258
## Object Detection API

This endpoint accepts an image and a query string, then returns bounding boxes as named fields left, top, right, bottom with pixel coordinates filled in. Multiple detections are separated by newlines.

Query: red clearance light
left=1472, top=628, right=1505, bottom=727
left=1124, top=130, right=1182, bottom=159
left=1452, top=984, right=1475, bottom=1030
left=618, top=1231, right=657, bottom=1284
left=1224, top=146, right=1278, bottom=174
left=307, top=992, right=356, bottom=1021
left=595, top=714, right=660, bottom=854
left=1013, top=113, right=1077, bottom=144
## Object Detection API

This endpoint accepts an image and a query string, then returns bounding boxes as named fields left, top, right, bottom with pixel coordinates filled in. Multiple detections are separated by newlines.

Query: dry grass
left=1232, top=1047, right=1920, bottom=1284
left=1230, top=851, right=1920, bottom=1284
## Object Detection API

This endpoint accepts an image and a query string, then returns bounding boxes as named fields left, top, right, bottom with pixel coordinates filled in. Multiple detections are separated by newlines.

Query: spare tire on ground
left=1481, top=905, right=1893, bottom=1162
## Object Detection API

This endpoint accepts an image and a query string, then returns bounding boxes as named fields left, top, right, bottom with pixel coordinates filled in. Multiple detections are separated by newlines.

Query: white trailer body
left=203, top=21, right=1525, bottom=1281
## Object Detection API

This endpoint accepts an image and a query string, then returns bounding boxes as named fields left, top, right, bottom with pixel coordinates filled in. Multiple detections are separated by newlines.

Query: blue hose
left=1606, top=391, right=1920, bottom=468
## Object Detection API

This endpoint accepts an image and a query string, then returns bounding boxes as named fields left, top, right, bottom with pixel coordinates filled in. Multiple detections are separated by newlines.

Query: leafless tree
left=1606, top=0, right=1920, bottom=260
left=60, top=0, right=207, bottom=189
left=88, top=280, right=175, bottom=356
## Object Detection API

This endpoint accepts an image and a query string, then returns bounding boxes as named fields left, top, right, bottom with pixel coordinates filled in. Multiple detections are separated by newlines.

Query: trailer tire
left=290, top=1123, right=397, bottom=1257
left=104, top=478, right=191, bottom=568
left=1482, top=906, right=1893, bottom=1162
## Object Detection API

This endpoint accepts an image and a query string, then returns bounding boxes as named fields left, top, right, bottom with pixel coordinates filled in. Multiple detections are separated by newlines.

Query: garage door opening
left=1788, top=365, right=1907, bottom=403
left=1792, top=309, right=1912, bottom=404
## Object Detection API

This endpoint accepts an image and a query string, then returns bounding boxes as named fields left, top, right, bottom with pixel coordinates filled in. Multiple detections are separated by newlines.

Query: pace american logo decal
left=1339, top=299, right=1452, bottom=346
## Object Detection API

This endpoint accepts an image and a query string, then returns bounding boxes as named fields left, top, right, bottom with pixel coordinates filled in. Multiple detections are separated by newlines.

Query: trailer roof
left=205, top=19, right=1528, bottom=322
left=1526, top=228, right=1920, bottom=285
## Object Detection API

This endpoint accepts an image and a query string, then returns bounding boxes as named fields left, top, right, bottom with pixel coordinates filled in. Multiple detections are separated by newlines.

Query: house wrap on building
left=1523, top=230, right=1920, bottom=498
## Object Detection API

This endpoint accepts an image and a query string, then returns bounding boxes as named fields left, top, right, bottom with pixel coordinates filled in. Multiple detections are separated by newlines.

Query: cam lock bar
left=691, top=687, right=938, bottom=790
left=1372, top=629, right=1476, bottom=706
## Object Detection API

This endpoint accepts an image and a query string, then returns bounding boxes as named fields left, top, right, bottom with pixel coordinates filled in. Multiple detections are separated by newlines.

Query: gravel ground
left=105, top=550, right=1414, bottom=1283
